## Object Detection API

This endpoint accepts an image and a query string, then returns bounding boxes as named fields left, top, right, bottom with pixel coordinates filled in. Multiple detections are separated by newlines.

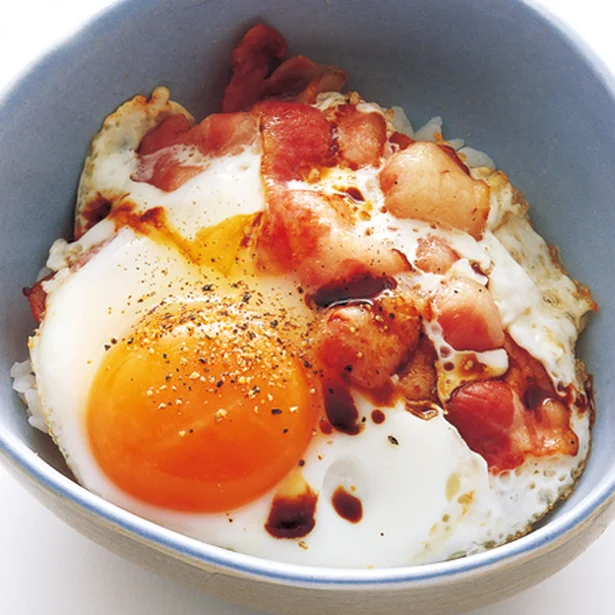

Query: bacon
left=255, top=101, right=405, bottom=287
left=23, top=274, right=55, bottom=323
left=259, top=55, right=322, bottom=99
left=221, top=24, right=288, bottom=113
left=296, top=66, right=347, bottom=104
left=438, top=143, right=471, bottom=176
left=261, top=57, right=347, bottom=104
left=137, top=114, right=192, bottom=155
left=415, top=235, right=459, bottom=274
left=333, top=104, right=387, bottom=169
left=389, top=131, right=414, bottom=151
left=314, top=294, right=421, bottom=391
left=133, top=112, right=258, bottom=191
left=257, top=189, right=407, bottom=287
left=447, top=380, right=525, bottom=471
left=446, top=338, right=579, bottom=472
left=432, top=277, right=505, bottom=352
left=258, top=101, right=335, bottom=183
left=504, top=338, right=578, bottom=458
left=380, top=141, right=490, bottom=238
left=221, top=25, right=347, bottom=112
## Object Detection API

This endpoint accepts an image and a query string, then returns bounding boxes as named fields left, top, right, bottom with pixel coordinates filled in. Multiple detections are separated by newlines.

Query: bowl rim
left=2, top=0, right=615, bottom=589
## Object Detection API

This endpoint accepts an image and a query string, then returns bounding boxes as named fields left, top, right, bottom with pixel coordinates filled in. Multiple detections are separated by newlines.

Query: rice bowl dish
left=11, top=23, right=596, bottom=569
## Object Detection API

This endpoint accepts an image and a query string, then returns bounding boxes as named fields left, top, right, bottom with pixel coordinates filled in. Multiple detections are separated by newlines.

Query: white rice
left=10, top=359, right=47, bottom=433
left=390, top=106, right=495, bottom=169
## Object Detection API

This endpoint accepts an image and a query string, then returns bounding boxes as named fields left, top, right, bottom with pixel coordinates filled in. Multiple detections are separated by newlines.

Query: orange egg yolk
left=86, top=301, right=318, bottom=512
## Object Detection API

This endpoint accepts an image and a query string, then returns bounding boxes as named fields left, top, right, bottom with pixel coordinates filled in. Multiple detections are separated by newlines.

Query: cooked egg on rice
left=13, top=23, right=596, bottom=568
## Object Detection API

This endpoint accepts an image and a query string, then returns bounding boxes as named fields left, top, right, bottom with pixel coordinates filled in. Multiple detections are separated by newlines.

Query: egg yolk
left=86, top=301, right=319, bottom=512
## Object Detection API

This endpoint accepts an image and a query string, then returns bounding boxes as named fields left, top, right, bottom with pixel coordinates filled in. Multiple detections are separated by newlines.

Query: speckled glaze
left=2, top=1, right=615, bottom=613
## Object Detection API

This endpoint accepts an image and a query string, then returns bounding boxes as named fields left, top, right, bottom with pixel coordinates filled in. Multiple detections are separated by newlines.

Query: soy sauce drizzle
left=323, top=380, right=362, bottom=435
left=309, top=269, right=397, bottom=308
left=332, top=486, right=363, bottom=523
left=265, top=486, right=318, bottom=539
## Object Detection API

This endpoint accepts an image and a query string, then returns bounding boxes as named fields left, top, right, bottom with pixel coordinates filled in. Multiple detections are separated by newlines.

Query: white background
left=2, top=1, right=615, bottom=613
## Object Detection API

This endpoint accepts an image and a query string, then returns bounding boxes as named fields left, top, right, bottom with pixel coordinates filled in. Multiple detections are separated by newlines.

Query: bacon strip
left=222, top=25, right=347, bottom=112
left=133, top=112, right=258, bottom=191
left=446, top=337, right=579, bottom=472
left=257, top=101, right=335, bottom=183
left=314, top=294, right=421, bottom=391
left=333, top=104, right=387, bottom=169
left=222, top=24, right=288, bottom=113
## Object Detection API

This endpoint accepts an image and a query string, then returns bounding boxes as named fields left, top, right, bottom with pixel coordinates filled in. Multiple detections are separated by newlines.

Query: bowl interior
left=1, top=0, right=615, bottom=573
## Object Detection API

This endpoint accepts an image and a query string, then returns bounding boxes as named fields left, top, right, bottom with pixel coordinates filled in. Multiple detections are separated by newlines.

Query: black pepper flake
left=388, top=435, right=399, bottom=446
left=202, top=284, right=214, bottom=292
left=303, top=360, right=312, bottom=369
left=271, top=408, right=282, bottom=415
left=242, top=292, right=251, bottom=303
left=104, top=344, right=111, bottom=351
left=248, top=331, right=256, bottom=340
left=216, top=380, right=224, bottom=388
left=344, top=364, right=353, bottom=372
left=165, top=375, right=172, bottom=382
left=198, top=357, right=206, bottom=364
left=298, top=459, right=305, bottom=467
left=270, top=319, right=279, bottom=328
left=111, top=337, right=117, bottom=345
left=162, top=353, right=168, bottom=359
left=252, top=385, right=260, bottom=393
left=127, top=337, right=134, bottom=345
left=283, top=428, right=289, bottom=434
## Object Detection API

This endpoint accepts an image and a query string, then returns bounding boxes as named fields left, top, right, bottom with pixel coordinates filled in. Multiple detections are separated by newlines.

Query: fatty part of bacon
left=331, top=104, right=387, bottom=169
left=380, top=141, right=490, bottom=239
left=432, top=277, right=505, bottom=352
left=222, top=24, right=347, bottom=113
left=414, top=235, right=459, bottom=274
left=133, top=112, right=258, bottom=191
left=446, top=339, right=579, bottom=472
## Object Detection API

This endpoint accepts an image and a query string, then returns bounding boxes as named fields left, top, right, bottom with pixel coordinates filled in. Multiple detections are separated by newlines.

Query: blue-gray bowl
left=1, top=1, right=614, bottom=613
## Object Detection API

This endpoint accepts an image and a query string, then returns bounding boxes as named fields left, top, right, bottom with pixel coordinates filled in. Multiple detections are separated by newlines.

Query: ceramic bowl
left=1, top=1, right=615, bottom=613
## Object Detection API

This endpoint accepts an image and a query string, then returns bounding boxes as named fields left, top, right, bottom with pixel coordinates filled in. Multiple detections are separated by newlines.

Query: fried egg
left=16, top=24, right=596, bottom=569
